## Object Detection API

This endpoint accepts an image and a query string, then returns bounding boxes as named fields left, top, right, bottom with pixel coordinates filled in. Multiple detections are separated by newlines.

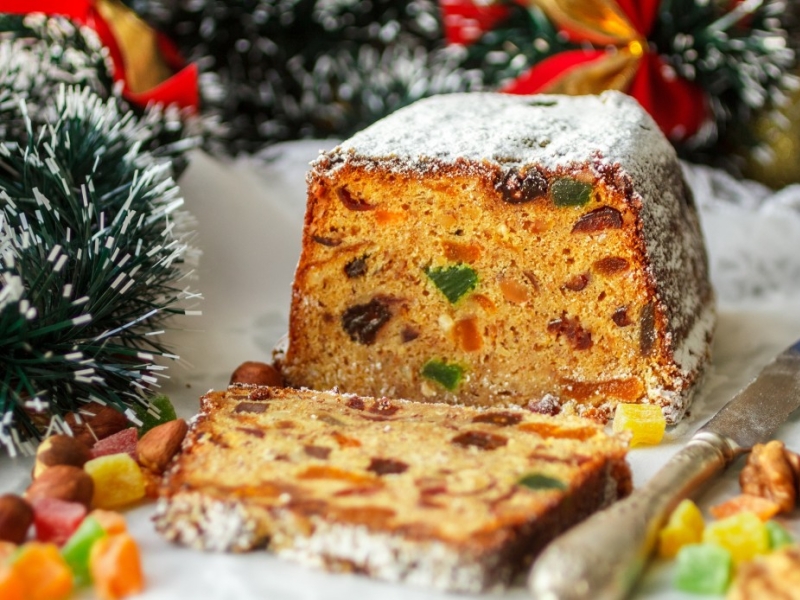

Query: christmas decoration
left=124, top=0, right=796, bottom=157
left=125, top=0, right=487, bottom=155
left=447, top=0, right=797, bottom=147
left=0, top=14, right=200, bottom=455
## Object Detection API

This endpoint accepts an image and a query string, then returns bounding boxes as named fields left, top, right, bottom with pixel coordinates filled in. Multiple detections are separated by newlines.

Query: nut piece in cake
left=279, top=91, right=714, bottom=423
left=155, top=385, right=631, bottom=593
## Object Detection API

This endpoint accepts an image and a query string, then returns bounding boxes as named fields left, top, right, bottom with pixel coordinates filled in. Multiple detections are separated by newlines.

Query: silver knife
left=528, top=338, right=800, bottom=600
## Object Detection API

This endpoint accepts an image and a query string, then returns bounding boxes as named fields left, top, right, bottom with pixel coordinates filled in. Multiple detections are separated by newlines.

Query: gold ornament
left=740, top=81, right=800, bottom=189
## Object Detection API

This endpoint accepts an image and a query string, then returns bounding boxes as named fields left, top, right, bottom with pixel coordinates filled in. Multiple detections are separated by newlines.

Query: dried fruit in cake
left=154, top=386, right=632, bottom=593
left=280, top=92, right=714, bottom=423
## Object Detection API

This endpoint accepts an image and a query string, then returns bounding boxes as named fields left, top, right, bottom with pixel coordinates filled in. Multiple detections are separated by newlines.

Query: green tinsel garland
left=0, top=15, right=199, bottom=455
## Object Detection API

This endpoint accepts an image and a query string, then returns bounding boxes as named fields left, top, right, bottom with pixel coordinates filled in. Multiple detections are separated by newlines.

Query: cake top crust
left=323, top=91, right=676, bottom=176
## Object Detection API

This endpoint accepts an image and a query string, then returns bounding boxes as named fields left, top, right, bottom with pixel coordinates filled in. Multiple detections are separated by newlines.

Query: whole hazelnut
left=33, top=434, right=92, bottom=479
left=229, top=361, right=283, bottom=386
left=25, top=465, right=94, bottom=509
left=0, top=494, right=34, bottom=544
left=75, top=406, right=129, bottom=445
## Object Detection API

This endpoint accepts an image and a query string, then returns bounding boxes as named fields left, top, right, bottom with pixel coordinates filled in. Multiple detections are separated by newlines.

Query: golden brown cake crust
left=279, top=91, right=714, bottom=423
left=155, top=385, right=631, bottom=592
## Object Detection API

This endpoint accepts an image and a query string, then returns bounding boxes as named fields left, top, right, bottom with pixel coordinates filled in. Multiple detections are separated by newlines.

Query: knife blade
left=528, top=339, right=800, bottom=600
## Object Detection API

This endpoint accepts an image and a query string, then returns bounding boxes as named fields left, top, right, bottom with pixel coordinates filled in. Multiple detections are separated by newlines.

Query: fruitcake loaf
left=278, top=91, right=714, bottom=423
left=155, top=385, right=632, bottom=592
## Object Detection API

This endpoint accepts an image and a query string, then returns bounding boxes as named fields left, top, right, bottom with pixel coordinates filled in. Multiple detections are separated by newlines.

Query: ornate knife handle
left=528, top=432, right=740, bottom=600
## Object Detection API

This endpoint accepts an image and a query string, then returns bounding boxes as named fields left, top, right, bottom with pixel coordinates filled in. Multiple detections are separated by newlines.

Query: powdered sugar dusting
left=326, top=91, right=675, bottom=175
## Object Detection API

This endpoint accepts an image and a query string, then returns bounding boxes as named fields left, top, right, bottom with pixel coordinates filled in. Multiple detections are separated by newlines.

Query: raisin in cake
left=278, top=91, right=714, bottom=423
left=155, top=385, right=631, bottom=592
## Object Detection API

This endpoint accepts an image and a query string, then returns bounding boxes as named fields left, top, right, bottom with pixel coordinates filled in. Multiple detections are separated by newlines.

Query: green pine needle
left=0, top=21, right=201, bottom=455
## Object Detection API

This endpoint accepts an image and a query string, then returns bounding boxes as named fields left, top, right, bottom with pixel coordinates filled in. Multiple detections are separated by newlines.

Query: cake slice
left=278, top=91, right=714, bottom=423
left=155, top=385, right=632, bottom=592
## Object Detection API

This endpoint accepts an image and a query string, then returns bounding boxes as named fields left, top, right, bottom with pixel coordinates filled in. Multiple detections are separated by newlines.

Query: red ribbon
left=2, top=0, right=199, bottom=112
left=441, top=0, right=710, bottom=141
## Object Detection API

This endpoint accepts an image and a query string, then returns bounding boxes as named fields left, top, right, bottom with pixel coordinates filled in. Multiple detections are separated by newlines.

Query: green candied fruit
left=421, top=360, right=464, bottom=391
left=551, top=178, right=592, bottom=207
left=134, top=394, right=177, bottom=434
left=518, top=473, right=567, bottom=491
left=61, top=515, right=107, bottom=585
left=424, top=264, right=478, bottom=304
left=673, top=543, right=732, bottom=595
left=766, top=520, right=794, bottom=549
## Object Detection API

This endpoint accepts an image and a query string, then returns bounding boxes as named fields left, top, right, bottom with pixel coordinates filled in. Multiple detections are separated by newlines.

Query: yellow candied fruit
left=612, top=403, right=666, bottom=446
left=658, top=499, right=705, bottom=558
left=84, top=453, right=146, bottom=509
left=702, top=512, right=769, bottom=565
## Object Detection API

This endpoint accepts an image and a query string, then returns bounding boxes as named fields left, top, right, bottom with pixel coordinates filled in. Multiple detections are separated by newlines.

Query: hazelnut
left=0, top=494, right=34, bottom=544
left=137, top=419, right=188, bottom=473
left=75, top=406, right=129, bottom=446
left=25, top=465, right=94, bottom=509
left=33, top=434, right=92, bottom=479
left=229, top=361, right=283, bottom=386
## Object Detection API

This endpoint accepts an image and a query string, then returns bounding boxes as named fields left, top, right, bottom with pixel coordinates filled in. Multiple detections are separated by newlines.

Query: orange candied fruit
left=89, top=509, right=128, bottom=535
left=709, top=494, right=781, bottom=522
left=90, top=533, right=145, bottom=600
left=612, top=403, right=666, bottom=446
left=0, top=563, right=24, bottom=600
left=12, top=542, right=73, bottom=600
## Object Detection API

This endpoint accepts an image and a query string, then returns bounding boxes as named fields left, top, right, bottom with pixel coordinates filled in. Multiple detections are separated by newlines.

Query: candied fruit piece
left=421, top=359, right=464, bottom=391
left=497, top=168, right=548, bottom=204
left=12, top=542, right=74, bottom=600
left=89, top=533, right=145, bottom=600
left=709, top=494, right=781, bottom=521
left=702, top=512, right=769, bottom=564
left=344, top=255, right=368, bottom=278
left=453, top=317, right=482, bottom=352
left=84, top=453, right=146, bottom=509
left=32, top=498, right=87, bottom=546
left=571, top=206, right=623, bottom=233
left=91, top=427, right=138, bottom=459
left=612, top=403, right=665, bottom=447
left=62, top=515, right=107, bottom=585
left=133, top=394, right=177, bottom=435
left=0, top=563, right=23, bottom=600
left=673, top=543, right=732, bottom=595
left=424, top=264, right=478, bottom=303
left=657, top=499, right=704, bottom=559
left=341, top=298, right=392, bottom=345
left=518, top=473, right=567, bottom=491
left=551, top=178, right=592, bottom=207
left=451, top=430, right=507, bottom=450
left=765, top=520, right=794, bottom=549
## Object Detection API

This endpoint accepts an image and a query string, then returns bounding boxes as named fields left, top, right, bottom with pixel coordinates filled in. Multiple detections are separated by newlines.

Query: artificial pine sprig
left=125, top=0, right=485, bottom=154
left=0, top=82, right=200, bottom=456
left=651, top=0, right=797, bottom=145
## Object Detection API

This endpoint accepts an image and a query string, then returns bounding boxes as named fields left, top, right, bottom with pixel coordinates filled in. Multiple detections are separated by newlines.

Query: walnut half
left=727, top=546, right=800, bottom=600
left=739, top=440, right=800, bottom=514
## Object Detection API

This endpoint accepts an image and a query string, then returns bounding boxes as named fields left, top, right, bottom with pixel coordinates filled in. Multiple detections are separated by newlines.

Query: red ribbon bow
left=441, top=0, right=708, bottom=141
left=2, top=0, right=198, bottom=112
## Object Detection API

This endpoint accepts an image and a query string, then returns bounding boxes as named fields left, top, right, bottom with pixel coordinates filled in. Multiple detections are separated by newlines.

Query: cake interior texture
left=279, top=91, right=714, bottom=423
left=155, top=385, right=632, bottom=592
